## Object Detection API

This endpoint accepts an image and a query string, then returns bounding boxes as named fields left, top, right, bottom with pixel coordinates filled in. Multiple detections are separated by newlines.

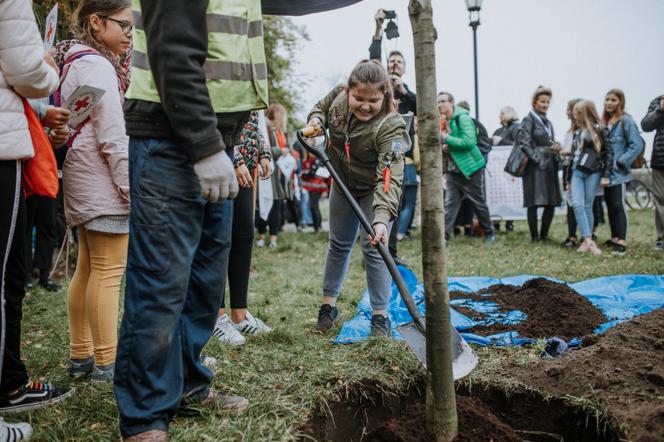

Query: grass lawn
left=17, top=208, right=663, bottom=441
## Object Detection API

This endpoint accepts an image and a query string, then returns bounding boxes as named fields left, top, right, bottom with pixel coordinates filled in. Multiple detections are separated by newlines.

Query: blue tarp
left=333, top=267, right=664, bottom=346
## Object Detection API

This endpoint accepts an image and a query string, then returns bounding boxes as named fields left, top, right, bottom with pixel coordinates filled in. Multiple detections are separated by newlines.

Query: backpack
left=451, top=114, right=492, bottom=159
left=620, top=116, right=647, bottom=169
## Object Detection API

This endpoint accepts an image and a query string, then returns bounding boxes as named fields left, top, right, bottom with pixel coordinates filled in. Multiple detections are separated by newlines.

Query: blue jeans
left=570, top=168, right=601, bottom=239
left=397, top=164, right=418, bottom=235
left=299, top=189, right=313, bottom=226
left=113, top=138, right=233, bottom=437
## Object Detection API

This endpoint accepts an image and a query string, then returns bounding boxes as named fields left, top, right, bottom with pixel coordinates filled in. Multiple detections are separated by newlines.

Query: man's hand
left=42, top=106, right=71, bottom=129
left=368, top=222, right=389, bottom=246
left=374, top=9, right=386, bottom=37
left=193, top=150, right=239, bottom=202
left=259, top=157, right=272, bottom=179
left=600, top=177, right=610, bottom=188
left=235, top=164, right=253, bottom=188
left=389, top=73, right=407, bottom=95
left=49, top=126, right=70, bottom=147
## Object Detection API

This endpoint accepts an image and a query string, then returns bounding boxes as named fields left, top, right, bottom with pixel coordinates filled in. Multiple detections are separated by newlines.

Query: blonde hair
left=532, top=85, right=552, bottom=107
left=266, top=103, right=288, bottom=131
left=574, top=100, right=603, bottom=152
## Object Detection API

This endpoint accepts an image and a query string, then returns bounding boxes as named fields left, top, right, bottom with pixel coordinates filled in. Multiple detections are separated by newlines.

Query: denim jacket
left=607, top=114, right=644, bottom=185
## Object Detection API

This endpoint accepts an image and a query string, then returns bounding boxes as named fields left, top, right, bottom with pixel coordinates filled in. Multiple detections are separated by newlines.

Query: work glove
left=193, top=150, right=239, bottom=202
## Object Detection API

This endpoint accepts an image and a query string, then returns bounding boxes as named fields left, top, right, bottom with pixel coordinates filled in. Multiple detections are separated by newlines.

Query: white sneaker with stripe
left=232, top=311, right=272, bottom=335
left=213, top=314, right=246, bottom=347
left=0, top=419, right=32, bottom=442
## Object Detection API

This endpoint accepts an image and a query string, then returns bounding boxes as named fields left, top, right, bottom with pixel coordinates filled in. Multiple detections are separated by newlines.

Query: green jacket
left=308, top=86, right=410, bottom=226
left=446, top=106, right=486, bottom=177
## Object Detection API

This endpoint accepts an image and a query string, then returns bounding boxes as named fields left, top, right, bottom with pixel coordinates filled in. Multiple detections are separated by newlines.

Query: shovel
left=297, top=128, right=478, bottom=380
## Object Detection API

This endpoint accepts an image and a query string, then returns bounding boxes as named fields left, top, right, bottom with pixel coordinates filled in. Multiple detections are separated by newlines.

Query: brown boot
left=201, top=388, right=249, bottom=412
left=123, top=430, right=169, bottom=442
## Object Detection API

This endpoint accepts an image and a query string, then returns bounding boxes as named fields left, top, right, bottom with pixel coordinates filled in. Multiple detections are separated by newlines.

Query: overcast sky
left=289, top=0, right=664, bottom=154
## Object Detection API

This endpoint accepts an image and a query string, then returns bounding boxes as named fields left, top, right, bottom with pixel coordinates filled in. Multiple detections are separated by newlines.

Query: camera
left=383, top=10, right=397, bottom=19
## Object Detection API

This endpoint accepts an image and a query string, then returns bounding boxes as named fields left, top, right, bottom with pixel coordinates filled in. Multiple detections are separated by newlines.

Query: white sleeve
left=0, top=0, right=59, bottom=98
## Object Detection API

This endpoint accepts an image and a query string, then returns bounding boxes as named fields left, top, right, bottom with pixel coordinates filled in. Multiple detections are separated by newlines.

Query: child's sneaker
left=0, top=418, right=32, bottom=441
left=213, top=314, right=246, bottom=346
left=316, top=304, right=341, bottom=333
left=268, top=240, right=277, bottom=248
left=90, top=364, right=115, bottom=383
left=256, top=238, right=265, bottom=248
left=0, top=381, right=74, bottom=413
left=232, top=312, right=272, bottom=335
left=68, top=356, right=94, bottom=379
left=370, top=314, right=391, bottom=337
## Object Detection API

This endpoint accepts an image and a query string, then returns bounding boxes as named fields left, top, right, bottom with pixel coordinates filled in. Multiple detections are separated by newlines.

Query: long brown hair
left=71, top=0, right=130, bottom=86
left=347, top=59, right=395, bottom=114
left=265, top=103, right=287, bottom=132
left=602, top=88, right=625, bottom=125
left=567, top=98, right=582, bottom=132
left=574, top=100, right=603, bottom=152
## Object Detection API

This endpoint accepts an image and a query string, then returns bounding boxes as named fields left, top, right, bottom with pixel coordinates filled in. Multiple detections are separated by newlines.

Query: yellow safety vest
left=126, top=0, right=268, bottom=113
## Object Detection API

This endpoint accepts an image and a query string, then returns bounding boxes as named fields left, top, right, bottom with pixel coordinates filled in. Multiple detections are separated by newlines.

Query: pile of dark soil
left=364, top=396, right=521, bottom=442
left=451, top=278, right=607, bottom=340
left=508, top=308, right=664, bottom=442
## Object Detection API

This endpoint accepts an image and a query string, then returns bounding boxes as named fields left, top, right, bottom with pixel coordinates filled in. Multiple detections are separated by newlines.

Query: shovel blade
left=397, top=321, right=478, bottom=380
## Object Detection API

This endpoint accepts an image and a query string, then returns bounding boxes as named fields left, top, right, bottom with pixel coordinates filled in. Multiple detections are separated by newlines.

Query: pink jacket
left=61, top=44, right=129, bottom=227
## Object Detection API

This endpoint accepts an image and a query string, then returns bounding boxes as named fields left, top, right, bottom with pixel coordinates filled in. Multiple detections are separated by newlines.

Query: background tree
left=409, top=0, right=458, bottom=440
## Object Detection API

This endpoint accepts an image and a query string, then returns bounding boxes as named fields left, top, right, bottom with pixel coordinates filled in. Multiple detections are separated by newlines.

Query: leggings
left=604, top=183, right=628, bottom=241
left=256, top=199, right=282, bottom=236
left=309, top=192, right=323, bottom=231
left=527, top=206, right=555, bottom=241
left=222, top=186, right=253, bottom=310
left=67, top=226, right=128, bottom=366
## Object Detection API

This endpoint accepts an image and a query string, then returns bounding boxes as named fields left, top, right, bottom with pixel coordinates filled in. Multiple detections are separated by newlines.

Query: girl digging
left=304, top=60, right=410, bottom=337
left=565, top=100, right=613, bottom=256
left=61, top=0, right=133, bottom=382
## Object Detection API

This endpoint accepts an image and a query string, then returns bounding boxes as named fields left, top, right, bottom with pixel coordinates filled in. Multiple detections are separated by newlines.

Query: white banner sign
left=485, top=146, right=528, bottom=221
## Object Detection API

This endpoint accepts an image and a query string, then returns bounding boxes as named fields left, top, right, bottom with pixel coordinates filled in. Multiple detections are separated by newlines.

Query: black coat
left=641, top=95, right=664, bottom=170
left=492, top=121, right=520, bottom=146
left=516, top=111, right=562, bottom=208
left=564, top=126, right=614, bottom=186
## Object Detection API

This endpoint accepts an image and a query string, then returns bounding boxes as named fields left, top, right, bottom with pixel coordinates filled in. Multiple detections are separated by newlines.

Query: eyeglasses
left=103, top=16, right=133, bottom=35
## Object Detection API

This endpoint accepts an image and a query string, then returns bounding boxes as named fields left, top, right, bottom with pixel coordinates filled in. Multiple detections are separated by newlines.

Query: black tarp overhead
left=261, top=0, right=365, bottom=16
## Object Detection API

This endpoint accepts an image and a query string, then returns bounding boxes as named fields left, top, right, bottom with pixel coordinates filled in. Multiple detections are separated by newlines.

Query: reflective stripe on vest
left=125, top=0, right=268, bottom=113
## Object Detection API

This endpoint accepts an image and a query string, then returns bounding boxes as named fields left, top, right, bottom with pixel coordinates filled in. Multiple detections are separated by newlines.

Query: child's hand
left=259, top=158, right=272, bottom=179
left=369, top=223, right=389, bottom=246
left=42, top=106, right=71, bottom=129
left=235, top=164, right=253, bottom=188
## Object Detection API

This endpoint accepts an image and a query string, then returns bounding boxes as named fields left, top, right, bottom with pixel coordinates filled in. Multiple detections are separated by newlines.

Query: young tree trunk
left=408, top=1, right=458, bottom=441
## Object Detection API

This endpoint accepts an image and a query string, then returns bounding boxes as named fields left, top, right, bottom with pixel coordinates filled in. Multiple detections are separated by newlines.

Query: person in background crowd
left=293, top=138, right=315, bottom=228
left=24, top=102, right=70, bottom=292
left=213, top=112, right=273, bottom=347
left=439, top=92, right=495, bottom=243
left=301, top=148, right=330, bottom=233
left=0, top=0, right=73, bottom=424
left=491, top=105, right=520, bottom=233
left=257, top=104, right=288, bottom=248
left=370, top=9, right=417, bottom=264
left=306, top=60, right=410, bottom=337
left=601, top=89, right=645, bottom=255
left=641, top=93, right=664, bottom=251
left=492, top=106, right=520, bottom=147
left=60, top=0, right=133, bottom=383
left=565, top=100, right=613, bottom=256
left=561, top=98, right=583, bottom=247
left=516, top=86, right=562, bottom=242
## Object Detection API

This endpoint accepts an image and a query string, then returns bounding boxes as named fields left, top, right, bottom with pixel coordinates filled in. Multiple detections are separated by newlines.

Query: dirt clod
left=451, top=278, right=607, bottom=340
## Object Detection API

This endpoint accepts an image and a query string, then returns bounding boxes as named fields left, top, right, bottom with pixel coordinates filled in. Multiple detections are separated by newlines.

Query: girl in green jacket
left=304, top=60, right=410, bottom=338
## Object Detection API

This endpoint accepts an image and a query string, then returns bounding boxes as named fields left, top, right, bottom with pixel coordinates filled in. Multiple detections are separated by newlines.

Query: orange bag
left=21, top=98, right=59, bottom=198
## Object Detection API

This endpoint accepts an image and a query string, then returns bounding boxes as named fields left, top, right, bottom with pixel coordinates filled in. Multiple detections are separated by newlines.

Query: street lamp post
left=465, top=0, right=483, bottom=121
